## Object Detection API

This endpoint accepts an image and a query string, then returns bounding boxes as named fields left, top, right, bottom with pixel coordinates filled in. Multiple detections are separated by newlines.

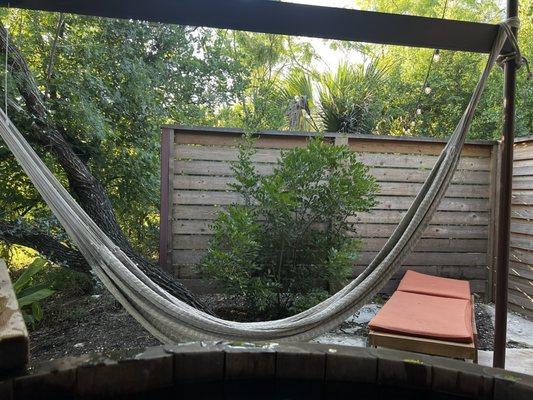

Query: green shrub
left=200, top=135, right=378, bottom=319
left=13, top=258, right=56, bottom=328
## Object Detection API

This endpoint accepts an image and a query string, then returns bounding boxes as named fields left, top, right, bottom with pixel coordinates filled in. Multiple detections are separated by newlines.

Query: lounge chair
left=368, top=270, right=478, bottom=362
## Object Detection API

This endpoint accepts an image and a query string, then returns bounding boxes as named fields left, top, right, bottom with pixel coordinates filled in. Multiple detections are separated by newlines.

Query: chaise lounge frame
left=369, top=296, right=478, bottom=362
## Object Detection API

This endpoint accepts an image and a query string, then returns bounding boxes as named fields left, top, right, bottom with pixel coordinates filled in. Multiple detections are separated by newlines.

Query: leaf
left=32, top=302, right=43, bottom=321
left=13, top=258, right=48, bottom=294
left=18, top=283, right=50, bottom=298
left=18, top=288, right=55, bottom=307
left=22, top=310, right=35, bottom=328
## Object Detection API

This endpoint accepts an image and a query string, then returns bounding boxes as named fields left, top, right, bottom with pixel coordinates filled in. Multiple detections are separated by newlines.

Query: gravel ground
left=475, top=302, right=495, bottom=350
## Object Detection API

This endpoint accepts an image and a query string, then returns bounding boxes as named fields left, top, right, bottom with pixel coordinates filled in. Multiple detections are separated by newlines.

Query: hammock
left=0, top=20, right=518, bottom=343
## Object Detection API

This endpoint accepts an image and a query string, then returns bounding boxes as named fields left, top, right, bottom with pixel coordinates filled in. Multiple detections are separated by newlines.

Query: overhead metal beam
left=2, top=0, right=510, bottom=53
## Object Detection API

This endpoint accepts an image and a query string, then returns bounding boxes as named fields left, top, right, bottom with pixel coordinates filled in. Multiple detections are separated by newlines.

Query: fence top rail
left=514, top=136, right=533, bottom=143
left=163, top=125, right=498, bottom=146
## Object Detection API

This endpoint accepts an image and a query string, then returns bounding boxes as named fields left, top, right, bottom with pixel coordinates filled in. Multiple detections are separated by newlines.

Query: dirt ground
left=29, top=288, right=497, bottom=365
left=29, top=290, right=160, bottom=364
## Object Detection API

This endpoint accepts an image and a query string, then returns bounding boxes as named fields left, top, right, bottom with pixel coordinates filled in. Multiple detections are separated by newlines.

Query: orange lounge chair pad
left=369, top=291, right=473, bottom=343
left=397, top=270, right=471, bottom=300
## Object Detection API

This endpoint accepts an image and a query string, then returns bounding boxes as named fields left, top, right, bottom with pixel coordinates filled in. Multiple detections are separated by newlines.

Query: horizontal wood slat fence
left=160, top=126, right=507, bottom=303
left=507, top=137, right=533, bottom=318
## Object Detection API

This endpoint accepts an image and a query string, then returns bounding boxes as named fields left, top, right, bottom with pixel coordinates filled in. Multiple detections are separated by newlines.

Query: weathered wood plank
left=175, top=131, right=310, bottom=149
left=173, top=130, right=492, bottom=157
left=173, top=249, right=487, bottom=267
left=175, top=160, right=272, bottom=176
left=512, top=158, right=533, bottom=168
left=175, top=144, right=490, bottom=171
left=339, top=195, right=482, bottom=212
left=353, top=251, right=487, bottom=266
left=509, top=261, right=533, bottom=281
left=510, top=220, right=533, bottom=235
left=362, top=238, right=487, bottom=253
left=511, top=192, right=533, bottom=206
left=173, top=190, right=490, bottom=211
left=508, top=290, right=533, bottom=316
left=510, top=248, right=533, bottom=266
left=174, top=160, right=491, bottom=184
left=513, top=180, right=533, bottom=192
left=176, top=145, right=283, bottom=163
left=512, top=177, right=533, bottom=190
left=0, top=259, right=29, bottom=370
left=173, top=176, right=489, bottom=198
left=172, top=220, right=488, bottom=239
left=513, top=141, right=533, bottom=161
left=172, top=205, right=489, bottom=225
left=373, top=182, right=489, bottom=198
left=485, top=142, right=500, bottom=302
left=510, top=233, right=533, bottom=251
left=513, top=165, right=533, bottom=177
left=172, top=234, right=487, bottom=253
left=508, top=302, right=533, bottom=320
left=348, top=139, right=491, bottom=157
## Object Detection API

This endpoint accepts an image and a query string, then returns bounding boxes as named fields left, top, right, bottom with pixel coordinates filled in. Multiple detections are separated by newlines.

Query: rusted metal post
left=493, top=0, right=518, bottom=369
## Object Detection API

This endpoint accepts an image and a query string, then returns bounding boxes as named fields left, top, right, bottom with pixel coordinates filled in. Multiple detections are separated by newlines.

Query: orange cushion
left=369, top=291, right=473, bottom=343
left=397, top=270, right=471, bottom=300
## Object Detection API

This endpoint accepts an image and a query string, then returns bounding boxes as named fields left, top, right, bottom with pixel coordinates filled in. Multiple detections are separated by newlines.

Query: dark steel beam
left=2, top=0, right=511, bottom=53
left=493, top=0, right=518, bottom=369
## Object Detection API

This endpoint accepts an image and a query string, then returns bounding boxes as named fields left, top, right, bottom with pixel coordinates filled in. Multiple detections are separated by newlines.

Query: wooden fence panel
left=508, top=138, right=533, bottom=319
left=161, top=126, right=498, bottom=296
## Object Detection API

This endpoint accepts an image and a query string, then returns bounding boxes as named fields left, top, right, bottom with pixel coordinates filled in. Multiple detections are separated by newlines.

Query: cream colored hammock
left=0, top=20, right=520, bottom=343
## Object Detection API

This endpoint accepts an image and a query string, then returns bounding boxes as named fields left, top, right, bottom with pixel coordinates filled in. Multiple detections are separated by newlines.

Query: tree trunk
left=0, top=220, right=90, bottom=273
left=0, top=24, right=211, bottom=313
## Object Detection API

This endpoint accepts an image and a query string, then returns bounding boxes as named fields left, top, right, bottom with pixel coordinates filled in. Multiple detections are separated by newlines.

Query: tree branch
left=0, top=22, right=212, bottom=314
left=44, top=13, right=65, bottom=99
left=0, top=219, right=90, bottom=274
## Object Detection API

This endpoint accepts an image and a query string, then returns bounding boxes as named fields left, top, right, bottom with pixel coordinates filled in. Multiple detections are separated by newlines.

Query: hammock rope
left=0, top=18, right=521, bottom=342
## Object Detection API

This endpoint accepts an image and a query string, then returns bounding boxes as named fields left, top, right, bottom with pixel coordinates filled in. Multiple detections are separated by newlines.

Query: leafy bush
left=200, top=135, right=378, bottom=319
left=13, top=258, right=55, bottom=328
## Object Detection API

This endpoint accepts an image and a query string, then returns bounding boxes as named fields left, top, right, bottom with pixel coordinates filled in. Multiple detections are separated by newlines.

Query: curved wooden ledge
left=0, top=259, right=29, bottom=372
left=1, top=342, right=532, bottom=399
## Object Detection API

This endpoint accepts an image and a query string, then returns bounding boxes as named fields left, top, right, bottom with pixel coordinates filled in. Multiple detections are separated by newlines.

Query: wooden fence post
left=334, top=135, right=349, bottom=146
left=159, top=127, right=175, bottom=273
left=487, top=141, right=502, bottom=302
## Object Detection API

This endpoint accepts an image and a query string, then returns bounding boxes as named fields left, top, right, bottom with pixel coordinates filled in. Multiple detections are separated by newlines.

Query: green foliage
left=12, top=258, right=55, bottom=328
left=200, top=136, right=378, bottom=318
left=216, top=32, right=315, bottom=132
left=279, top=69, right=316, bottom=131
left=354, top=0, right=532, bottom=139
left=0, top=0, right=531, bottom=283
left=0, top=11, right=244, bottom=259
left=276, top=60, right=388, bottom=134
left=317, top=61, right=387, bottom=133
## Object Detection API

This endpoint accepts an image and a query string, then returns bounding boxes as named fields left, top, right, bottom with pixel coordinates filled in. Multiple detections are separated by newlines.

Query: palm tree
left=317, top=61, right=387, bottom=134
left=279, top=69, right=318, bottom=131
